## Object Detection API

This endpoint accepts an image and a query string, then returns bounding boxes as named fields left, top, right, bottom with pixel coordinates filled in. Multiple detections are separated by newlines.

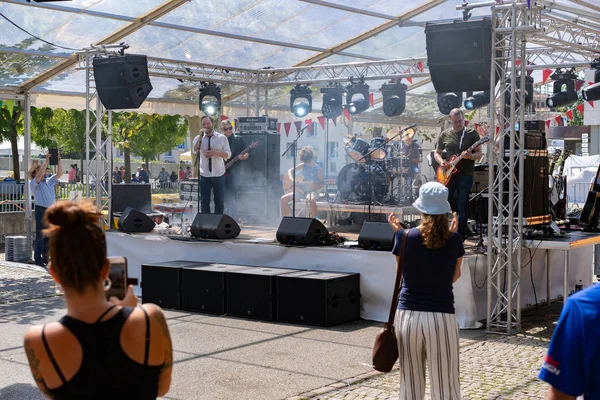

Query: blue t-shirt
left=539, top=284, right=600, bottom=399
left=391, top=228, right=464, bottom=314
left=302, top=163, right=321, bottom=184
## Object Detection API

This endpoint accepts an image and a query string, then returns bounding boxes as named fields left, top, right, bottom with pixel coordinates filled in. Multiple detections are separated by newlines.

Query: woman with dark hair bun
left=23, top=201, right=173, bottom=399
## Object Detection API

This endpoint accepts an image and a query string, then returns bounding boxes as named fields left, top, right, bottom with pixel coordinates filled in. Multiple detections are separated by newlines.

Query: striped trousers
left=394, top=309, right=460, bottom=400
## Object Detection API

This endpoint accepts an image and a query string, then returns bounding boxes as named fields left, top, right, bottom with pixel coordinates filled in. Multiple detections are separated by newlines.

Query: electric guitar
left=548, top=149, right=562, bottom=194
left=436, top=136, right=490, bottom=186
left=225, top=140, right=259, bottom=171
left=552, top=149, right=571, bottom=220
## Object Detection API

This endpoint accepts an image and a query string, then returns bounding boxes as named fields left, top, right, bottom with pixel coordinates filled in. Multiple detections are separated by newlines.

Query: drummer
left=401, top=129, right=422, bottom=177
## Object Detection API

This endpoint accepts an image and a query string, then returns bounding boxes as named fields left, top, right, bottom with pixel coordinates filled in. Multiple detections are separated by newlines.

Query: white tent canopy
left=0, top=136, right=44, bottom=157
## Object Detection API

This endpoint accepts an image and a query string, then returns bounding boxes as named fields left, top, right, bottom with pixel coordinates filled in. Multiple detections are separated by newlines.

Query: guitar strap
left=458, top=128, right=466, bottom=152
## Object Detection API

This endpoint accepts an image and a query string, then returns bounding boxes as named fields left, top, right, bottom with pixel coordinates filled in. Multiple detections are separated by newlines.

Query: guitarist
left=221, top=119, right=249, bottom=219
left=280, top=145, right=323, bottom=218
left=434, top=108, right=483, bottom=239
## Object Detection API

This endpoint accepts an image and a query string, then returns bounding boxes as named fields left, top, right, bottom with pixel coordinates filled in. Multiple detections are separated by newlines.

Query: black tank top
left=41, top=306, right=162, bottom=399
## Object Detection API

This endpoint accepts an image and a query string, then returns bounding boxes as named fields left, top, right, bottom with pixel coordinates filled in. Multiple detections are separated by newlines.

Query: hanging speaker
left=92, top=54, right=153, bottom=110
left=358, top=221, right=395, bottom=251
left=191, top=213, right=241, bottom=239
left=276, top=217, right=331, bottom=246
left=118, top=207, right=155, bottom=233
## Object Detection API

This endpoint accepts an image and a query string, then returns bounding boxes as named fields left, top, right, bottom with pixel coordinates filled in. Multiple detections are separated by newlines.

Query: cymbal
left=402, top=128, right=416, bottom=142
left=386, top=127, right=400, bottom=140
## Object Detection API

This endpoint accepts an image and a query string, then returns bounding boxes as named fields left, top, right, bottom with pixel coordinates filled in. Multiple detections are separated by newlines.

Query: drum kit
left=336, top=127, right=421, bottom=205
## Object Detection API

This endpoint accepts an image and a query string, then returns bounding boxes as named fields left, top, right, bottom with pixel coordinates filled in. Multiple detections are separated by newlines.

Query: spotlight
left=320, top=85, right=344, bottom=119
left=583, top=68, right=600, bottom=102
left=464, top=91, right=490, bottom=110
left=380, top=81, right=407, bottom=117
left=436, top=92, right=463, bottom=115
left=199, top=83, right=221, bottom=116
left=290, top=84, right=312, bottom=118
left=346, top=81, right=370, bottom=115
left=505, top=75, right=534, bottom=106
left=545, top=70, right=578, bottom=108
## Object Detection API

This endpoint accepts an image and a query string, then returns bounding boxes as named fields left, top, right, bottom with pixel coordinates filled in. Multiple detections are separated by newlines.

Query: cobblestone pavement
left=288, top=306, right=560, bottom=400
left=0, top=261, right=57, bottom=304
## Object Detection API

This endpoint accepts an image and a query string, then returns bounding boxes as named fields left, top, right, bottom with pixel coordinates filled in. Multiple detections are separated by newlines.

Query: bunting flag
left=294, top=121, right=303, bottom=134
left=576, top=80, right=585, bottom=91
left=495, top=126, right=500, bottom=135
left=577, top=103, right=585, bottom=114
left=546, top=120, right=551, bottom=128
left=566, top=109, right=574, bottom=120
left=404, top=69, right=413, bottom=84
left=464, top=120, right=469, bottom=127
left=515, top=59, right=521, bottom=66
left=220, top=115, right=229, bottom=121
left=542, top=69, right=552, bottom=84
left=589, top=101, right=595, bottom=108
left=369, top=93, right=374, bottom=107
left=555, top=115, right=563, bottom=125
left=284, top=122, right=292, bottom=137
left=277, top=122, right=281, bottom=134
left=416, top=61, right=423, bottom=72
left=342, top=108, right=351, bottom=122
left=317, top=116, right=326, bottom=130
left=305, top=119, right=314, bottom=136
left=590, top=81, right=595, bottom=86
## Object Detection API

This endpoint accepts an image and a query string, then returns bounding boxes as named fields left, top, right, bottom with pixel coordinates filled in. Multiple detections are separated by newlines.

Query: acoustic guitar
left=436, top=136, right=490, bottom=186
left=282, top=174, right=315, bottom=195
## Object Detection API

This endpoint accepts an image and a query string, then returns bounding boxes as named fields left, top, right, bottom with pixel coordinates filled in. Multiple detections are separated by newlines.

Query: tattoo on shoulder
left=154, top=311, right=173, bottom=370
left=24, top=338, right=51, bottom=396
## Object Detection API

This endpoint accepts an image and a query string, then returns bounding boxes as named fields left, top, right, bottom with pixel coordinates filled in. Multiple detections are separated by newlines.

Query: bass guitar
left=552, top=149, right=571, bottom=221
left=225, top=140, right=259, bottom=170
left=436, top=136, right=490, bottom=186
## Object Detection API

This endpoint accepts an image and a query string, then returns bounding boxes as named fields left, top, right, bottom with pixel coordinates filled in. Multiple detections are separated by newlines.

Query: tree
left=30, top=107, right=59, bottom=150
left=112, top=112, right=152, bottom=183
left=53, top=109, right=88, bottom=175
left=0, top=101, right=24, bottom=182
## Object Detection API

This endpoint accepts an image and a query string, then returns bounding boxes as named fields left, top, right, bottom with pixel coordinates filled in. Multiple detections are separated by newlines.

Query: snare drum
left=370, top=137, right=388, bottom=160
left=347, top=138, right=370, bottom=162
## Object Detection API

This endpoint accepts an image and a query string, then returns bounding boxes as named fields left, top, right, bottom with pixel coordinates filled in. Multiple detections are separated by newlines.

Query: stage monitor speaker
left=191, top=213, right=240, bottom=239
left=119, top=207, right=155, bottom=233
left=226, top=267, right=299, bottom=320
left=92, top=54, right=153, bottom=110
left=181, top=263, right=247, bottom=315
left=276, top=217, right=331, bottom=246
left=358, top=221, right=395, bottom=251
left=277, top=271, right=360, bottom=327
left=425, top=18, right=497, bottom=93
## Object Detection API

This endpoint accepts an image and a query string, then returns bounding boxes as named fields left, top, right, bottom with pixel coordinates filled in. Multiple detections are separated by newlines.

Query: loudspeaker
left=181, top=263, right=247, bottom=315
left=500, top=153, right=549, bottom=218
left=112, top=183, right=152, bottom=212
left=92, top=54, right=153, bottom=110
left=426, top=18, right=497, bottom=93
left=227, top=267, right=299, bottom=320
left=276, top=217, right=331, bottom=246
left=358, top=221, right=395, bottom=251
left=191, top=213, right=240, bottom=239
left=277, top=271, right=360, bottom=327
left=118, top=207, right=155, bottom=233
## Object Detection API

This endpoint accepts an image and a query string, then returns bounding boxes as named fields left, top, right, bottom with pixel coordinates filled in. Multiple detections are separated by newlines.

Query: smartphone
left=48, top=148, right=59, bottom=166
left=106, top=256, right=128, bottom=300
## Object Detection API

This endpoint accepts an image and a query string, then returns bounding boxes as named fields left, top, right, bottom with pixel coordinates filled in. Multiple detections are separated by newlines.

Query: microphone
left=404, top=123, right=418, bottom=130
left=298, top=124, right=310, bottom=132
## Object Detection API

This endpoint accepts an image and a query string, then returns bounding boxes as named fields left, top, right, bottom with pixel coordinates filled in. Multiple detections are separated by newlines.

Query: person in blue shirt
left=280, top=146, right=323, bottom=218
left=539, top=284, right=600, bottom=399
left=28, top=152, right=62, bottom=267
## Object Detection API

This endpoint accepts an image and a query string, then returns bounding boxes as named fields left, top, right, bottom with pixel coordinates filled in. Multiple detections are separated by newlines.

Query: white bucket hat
left=412, top=181, right=451, bottom=215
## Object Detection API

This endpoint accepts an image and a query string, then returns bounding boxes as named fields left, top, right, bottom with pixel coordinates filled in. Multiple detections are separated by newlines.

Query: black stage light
left=320, top=85, right=344, bottom=119
left=346, top=81, right=370, bottom=115
left=464, top=91, right=490, bottom=110
left=583, top=68, right=600, bottom=102
left=290, top=84, right=312, bottom=118
left=199, top=83, right=221, bottom=116
left=505, top=75, right=534, bottom=106
left=380, top=81, right=407, bottom=117
left=546, top=70, right=578, bottom=108
left=436, top=92, right=463, bottom=115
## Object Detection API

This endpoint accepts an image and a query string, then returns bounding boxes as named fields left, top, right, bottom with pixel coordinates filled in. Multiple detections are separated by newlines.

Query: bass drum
left=337, top=163, right=389, bottom=202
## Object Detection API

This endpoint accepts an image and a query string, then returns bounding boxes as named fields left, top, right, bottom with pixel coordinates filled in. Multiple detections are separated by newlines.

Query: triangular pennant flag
left=417, top=61, right=423, bottom=72
left=332, top=116, right=337, bottom=126
left=555, top=115, right=563, bottom=125
left=317, top=116, right=326, bottom=130
left=576, top=80, right=584, bottom=91
left=404, top=69, right=413, bottom=84
left=495, top=126, right=500, bottom=135
left=464, top=120, right=469, bottom=127
left=342, top=108, right=351, bottom=122
left=294, top=121, right=303, bottom=134
left=304, top=119, right=313, bottom=135
left=515, top=59, right=521, bottom=66
left=546, top=120, right=551, bottom=128
left=566, top=109, right=574, bottom=120
left=369, top=93, right=374, bottom=107
left=577, top=103, right=584, bottom=114
left=589, top=101, right=595, bottom=108
left=590, top=82, right=595, bottom=86
left=284, top=122, right=292, bottom=137
left=220, top=115, right=229, bottom=121
left=542, top=69, right=552, bottom=84
left=277, top=122, right=281, bottom=134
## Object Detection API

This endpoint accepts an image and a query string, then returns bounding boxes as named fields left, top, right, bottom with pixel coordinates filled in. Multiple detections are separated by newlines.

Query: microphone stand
left=282, top=125, right=309, bottom=218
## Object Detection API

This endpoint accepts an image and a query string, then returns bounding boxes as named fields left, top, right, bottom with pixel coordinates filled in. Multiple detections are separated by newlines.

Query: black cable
left=529, top=247, right=538, bottom=310
left=0, top=12, right=81, bottom=51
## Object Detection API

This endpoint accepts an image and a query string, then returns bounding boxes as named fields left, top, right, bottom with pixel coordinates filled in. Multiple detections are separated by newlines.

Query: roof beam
left=296, top=0, right=397, bottom=20
left=16, top=0, right=191, bottom=90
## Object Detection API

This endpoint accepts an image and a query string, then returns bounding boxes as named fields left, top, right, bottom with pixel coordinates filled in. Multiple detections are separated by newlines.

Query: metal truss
left=486, top=2, right=531, bottom=335
left=82, top=49, right=112, bottom=227
left=244, top=86, right=269, bottom=117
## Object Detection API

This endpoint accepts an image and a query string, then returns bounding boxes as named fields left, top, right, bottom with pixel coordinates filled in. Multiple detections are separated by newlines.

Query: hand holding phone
left=106, top=257, right=128, bottom=300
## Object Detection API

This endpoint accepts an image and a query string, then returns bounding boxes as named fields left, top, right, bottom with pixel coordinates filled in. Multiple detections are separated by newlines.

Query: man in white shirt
left=193, top=115, right=232, bottom=214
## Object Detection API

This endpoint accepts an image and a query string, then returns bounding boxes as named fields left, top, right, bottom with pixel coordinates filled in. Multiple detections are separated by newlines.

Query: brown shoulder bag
left=372, top=229, right=408, bottom=372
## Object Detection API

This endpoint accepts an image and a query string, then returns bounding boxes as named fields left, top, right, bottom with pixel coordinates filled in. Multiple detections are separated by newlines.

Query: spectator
left=112, top=167, right=122, bottom=184
left=68, top=165, right=77, bottom=184
left=170, top=171, right=177, bottom=183
left=131, top=174, right=139, bottom=184
left=136, top=167, right=141, bottom=179
left=139, top=164, right=149, bottom=184
left=185, top=166, right=192, bottom=180
left=179, top=166, right=185, bottom=181
left=158, top=168, right=169, bottom=188
left=119, top=166, right=125, bottom=180
left=539, top=283, right=600, bottom=399
left=23, top=201, right=172, bottom=398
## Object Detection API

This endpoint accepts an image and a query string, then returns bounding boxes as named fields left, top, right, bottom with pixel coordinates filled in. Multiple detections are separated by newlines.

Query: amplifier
left=277, top=271, right=360, bottom=327
left=235, top=116, right=278, bottom=134
left=226, top=267, right=299, bottom=320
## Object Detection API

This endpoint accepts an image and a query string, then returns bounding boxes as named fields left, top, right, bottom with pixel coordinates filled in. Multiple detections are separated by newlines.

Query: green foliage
left=53, top=109, right=88, bottom=156
left=129, top=114, right=188, bottom=164
left=0, top=101, right=24, bottom=181
left=557, top=99, right=584, bottom=126
left=30, top=107, right=59, bottom=149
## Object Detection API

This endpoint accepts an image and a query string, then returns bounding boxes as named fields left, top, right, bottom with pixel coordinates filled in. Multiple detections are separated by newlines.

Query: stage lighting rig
left=546, top=69, right=578, bottom=108
left=380, top=81, right=407, bottom=117
left=199, top=83, right=221, bottom=116
left=505, top=75, right=534, bottom=106
left=583, top=60, right=600, bottom=102
left=346, top=79, right=370, bottom=115
left=290, top=84, right=312, bottom=118
left=320, top=85, right=344, bottom=119
left=436, top=92, right=463, bottom=115
left=464, top=91, right=490, bottom=110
